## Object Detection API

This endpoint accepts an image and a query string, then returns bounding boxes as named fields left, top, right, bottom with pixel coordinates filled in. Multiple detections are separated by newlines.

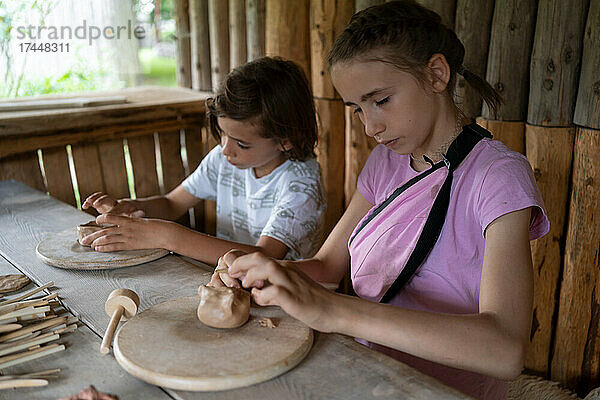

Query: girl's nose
left=363, top=114, right=385, bottom=138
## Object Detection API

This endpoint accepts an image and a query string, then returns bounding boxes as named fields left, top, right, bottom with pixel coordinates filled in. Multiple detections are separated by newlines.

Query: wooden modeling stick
left=100, top=289, right=139, bottom=355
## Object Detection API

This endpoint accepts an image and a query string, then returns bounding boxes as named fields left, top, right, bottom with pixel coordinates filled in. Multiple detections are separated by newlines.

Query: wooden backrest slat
left=71, top=142, right=106, bottom=213
left=158, top=130, right=186, bottom=193
left=97, top=139, right=130, bottom=200
left=203, top=132, right=219, bottom=235
left=0, top=151, right=45, bottom=193
left=127, top=135, right=160, bottom=199
left=41, top=146, right=76, bottom=207
left=183, top=126, right=206, bottom=230
left=157, top=129, right=190, bottom=226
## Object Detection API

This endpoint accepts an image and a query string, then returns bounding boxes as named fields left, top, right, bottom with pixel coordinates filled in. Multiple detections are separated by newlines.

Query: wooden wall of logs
left=178, top=0, right=599, bottom=394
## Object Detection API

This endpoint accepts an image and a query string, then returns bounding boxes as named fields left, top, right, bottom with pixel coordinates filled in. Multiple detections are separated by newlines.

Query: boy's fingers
left=96, top=213, right=130, bottom=226
left=94, top=194, right=115, bottom=207
left=130, top=210, right=145, bottom=218
left=82, top=192, right=104, bottom=209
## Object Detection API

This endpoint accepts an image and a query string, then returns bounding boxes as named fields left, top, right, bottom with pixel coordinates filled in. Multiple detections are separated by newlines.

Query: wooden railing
left=0, top=86, right=216, bottom=233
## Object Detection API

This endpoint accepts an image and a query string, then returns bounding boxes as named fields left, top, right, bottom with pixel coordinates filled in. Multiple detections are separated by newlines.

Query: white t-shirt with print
left=182, top=145, right=326, bottom=260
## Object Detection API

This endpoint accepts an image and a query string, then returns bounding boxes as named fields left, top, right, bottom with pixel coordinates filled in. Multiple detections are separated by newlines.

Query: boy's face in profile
left=217, top=117, right=289, bottom=178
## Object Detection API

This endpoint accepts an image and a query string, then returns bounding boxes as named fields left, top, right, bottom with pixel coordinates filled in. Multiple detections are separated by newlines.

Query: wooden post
left=310, top=0, right=353, bottom=237
left=246, top=0, right=265, bottom=61
left=310, top=0, right=353, bottom=100
left=552, top=126, right=600, bottom=396
left=476, top=118, right=525, bottom=154
left=265, top=0, right=311, bottom=83
left=345, top=0, right=380, bottom=208
left=525, top=0, right=589, bottom=384
left=344, top=108, right=376, bottom=207
left=208, top=0, right=230, bottom=90
left=527, top=0, right=588, bottom=126
left=483, top=0, right=537, bottom=121
left=524, top=125, right=575, bottom=376
left=174, top=0, right=193, bottom=88
left=574, top=1, right=600, bottom=130
left=190, top=0, right=212, bottom=91
left=479, top=0, right=537, bottom=157
left=416, top=0, right=456, bottom=28
left=454, top=0, right=494, bottom=120
left=229, top=0, right=247, bottom=69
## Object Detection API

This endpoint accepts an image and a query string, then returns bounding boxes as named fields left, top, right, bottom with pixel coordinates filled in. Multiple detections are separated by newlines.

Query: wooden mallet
left=100, top=288, right=139, bottom=355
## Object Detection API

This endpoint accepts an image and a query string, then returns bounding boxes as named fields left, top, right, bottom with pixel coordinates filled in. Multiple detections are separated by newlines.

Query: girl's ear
left=427, top=53, right=451, bottom=93
left=279, top=139, right=293, bottom=152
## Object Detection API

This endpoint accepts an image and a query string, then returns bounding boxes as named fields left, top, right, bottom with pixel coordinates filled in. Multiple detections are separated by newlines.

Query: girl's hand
left=82, top=192, right=144, bottom=218
left=226, top=251, right=339, bottom=333
left=80, top=214, right=169, bottom=251
left=207, top=253, right=242, bottom=288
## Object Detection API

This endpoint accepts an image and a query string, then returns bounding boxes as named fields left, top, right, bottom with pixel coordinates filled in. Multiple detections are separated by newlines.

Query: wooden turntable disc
left=113, top=296, right=313, bottom=391
left=36, top=228, right=169, bottom=270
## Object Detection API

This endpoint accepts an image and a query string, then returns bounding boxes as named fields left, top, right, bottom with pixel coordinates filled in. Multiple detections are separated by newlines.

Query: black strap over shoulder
left=377, top=124, right=492, bottom=303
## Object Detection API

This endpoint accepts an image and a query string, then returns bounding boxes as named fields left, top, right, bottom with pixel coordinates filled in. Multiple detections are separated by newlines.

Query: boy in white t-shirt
left=80, top=57, right=326, bottom=265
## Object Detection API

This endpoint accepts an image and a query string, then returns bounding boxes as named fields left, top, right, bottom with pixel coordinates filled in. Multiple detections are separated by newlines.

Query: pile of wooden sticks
left=0, top=281, right=78, bottom=388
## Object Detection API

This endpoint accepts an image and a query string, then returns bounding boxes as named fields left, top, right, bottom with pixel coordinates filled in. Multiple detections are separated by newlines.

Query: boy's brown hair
left=206, top=56, right=317, bottom=161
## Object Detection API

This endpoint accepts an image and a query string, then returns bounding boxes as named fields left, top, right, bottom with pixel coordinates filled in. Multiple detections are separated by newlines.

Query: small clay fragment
left=77, top=221, right=114, bottom=246
left=197, top=285, right=250, bottom=329
left=257, top=317, right=278, bottom=328
left=0, top=274, right=31, bottom=293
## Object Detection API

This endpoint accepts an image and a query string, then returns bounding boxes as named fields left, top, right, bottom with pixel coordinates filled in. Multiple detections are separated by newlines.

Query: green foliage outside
left=139, top=48, right=176, bottom=87
left=1, top=0, right=177, bottom=98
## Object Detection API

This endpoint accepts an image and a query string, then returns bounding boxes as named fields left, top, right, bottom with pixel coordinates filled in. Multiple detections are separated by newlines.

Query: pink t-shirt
left=349, top=138, right=550, bottom=400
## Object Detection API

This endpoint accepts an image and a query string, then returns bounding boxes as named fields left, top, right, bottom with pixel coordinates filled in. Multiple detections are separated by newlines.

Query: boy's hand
left=82, top=192, right=144, bottom=217
left=80, top=214, right=168, bottom=251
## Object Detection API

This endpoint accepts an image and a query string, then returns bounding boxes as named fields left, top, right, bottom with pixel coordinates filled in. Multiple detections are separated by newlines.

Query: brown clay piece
left=257, top=317, right=278, bottom=329
left=197, top=285, right=250, bottom=329
left=58, top=384, right=119, bottom=400
left=77, top=221, right=114, bottom=246
left=0, top=274, right=31, bottom=293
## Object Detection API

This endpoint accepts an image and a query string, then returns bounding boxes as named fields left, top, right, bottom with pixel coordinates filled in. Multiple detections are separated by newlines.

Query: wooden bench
left=0, top=87, right=216, bottom=233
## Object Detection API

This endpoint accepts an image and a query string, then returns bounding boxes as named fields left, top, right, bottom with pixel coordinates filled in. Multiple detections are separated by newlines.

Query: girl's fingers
left=208, top=273, right=225, bottom=287
left=221, top=249, right=247, bottom=267
left=219, top=273, right=241, bottom=288
left=250, top=285, right=293, bottom=309
left=238, top=259, right=294, bottom=292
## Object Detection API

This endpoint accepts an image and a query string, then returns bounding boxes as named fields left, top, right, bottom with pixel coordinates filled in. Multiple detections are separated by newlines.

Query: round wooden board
left=35, top=228, right=169, bottom=270
left=114, top=296, right=313, bottom=392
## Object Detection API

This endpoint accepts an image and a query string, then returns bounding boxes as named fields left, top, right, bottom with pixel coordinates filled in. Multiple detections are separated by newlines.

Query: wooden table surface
left=0, top=180, right=471, bottom=400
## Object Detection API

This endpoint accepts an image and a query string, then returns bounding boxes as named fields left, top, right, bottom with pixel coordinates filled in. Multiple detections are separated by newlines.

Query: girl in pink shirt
left=212, top=1, right=549, bottom=399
